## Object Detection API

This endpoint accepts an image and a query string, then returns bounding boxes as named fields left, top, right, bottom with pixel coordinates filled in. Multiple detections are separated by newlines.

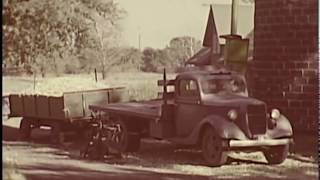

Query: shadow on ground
left=3, top=118, right=318, bottom=180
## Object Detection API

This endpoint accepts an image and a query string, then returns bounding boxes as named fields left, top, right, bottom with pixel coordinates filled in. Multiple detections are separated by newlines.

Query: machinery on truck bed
left=87, top=68, right=293, bottom=166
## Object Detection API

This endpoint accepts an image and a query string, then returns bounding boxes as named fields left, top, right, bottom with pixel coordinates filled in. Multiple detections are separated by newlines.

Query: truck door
left=175, top=79, right=202, bottom=137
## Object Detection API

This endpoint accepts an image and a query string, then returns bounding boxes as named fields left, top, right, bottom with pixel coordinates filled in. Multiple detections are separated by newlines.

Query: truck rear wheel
left=263, top=144, right=289, bottom=164
left=201, top=126, right=227, bottom=167
left=19, top=118, right=31, bottom=140
left=109, top=118, right=141, bottom=153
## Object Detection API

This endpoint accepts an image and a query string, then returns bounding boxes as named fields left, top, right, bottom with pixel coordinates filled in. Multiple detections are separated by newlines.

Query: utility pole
left=202, top=1, right=239, bottom=35
left=231, top=0, right=239, bottom=35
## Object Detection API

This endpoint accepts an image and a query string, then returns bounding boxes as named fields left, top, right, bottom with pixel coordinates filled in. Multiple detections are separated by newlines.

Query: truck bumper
left=229, top=138, right=293, bottom=148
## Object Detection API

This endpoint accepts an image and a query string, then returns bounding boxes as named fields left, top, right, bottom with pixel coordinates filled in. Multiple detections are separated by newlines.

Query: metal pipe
left=163, top=68, right=167, bottom=105
left=231, top=0, right=239, bottom=35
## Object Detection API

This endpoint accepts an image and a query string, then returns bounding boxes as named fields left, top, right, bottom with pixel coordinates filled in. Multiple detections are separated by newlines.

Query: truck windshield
left=201, top=77, right=246, bottom=95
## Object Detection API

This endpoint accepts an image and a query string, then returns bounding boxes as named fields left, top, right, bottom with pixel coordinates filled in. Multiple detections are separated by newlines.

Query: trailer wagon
left=7, top=87, right=128, bottom=143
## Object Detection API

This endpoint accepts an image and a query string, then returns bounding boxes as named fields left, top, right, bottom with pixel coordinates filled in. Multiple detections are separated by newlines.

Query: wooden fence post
left=94, top=68, right=98, bottom=82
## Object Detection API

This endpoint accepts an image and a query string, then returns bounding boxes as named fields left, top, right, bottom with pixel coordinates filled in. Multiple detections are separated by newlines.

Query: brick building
left=249, top=0, right=318, bottom=132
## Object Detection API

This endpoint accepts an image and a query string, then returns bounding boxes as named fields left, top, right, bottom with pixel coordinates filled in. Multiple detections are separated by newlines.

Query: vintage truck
left=87, top=68, right=293, bottom=166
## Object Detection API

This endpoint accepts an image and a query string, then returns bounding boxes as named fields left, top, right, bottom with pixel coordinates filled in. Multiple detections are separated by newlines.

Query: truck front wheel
left=201, top=127, right=228, bottom=167
left=19, top=118, right=31, bottom=140
left=263, top=144, right=289, bottom=164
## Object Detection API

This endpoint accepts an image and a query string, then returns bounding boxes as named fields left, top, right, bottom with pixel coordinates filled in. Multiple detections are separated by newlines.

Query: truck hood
left=202, top=94, right=265, bottom=107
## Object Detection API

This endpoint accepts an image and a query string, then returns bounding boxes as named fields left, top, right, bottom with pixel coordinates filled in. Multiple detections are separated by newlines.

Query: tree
left=141, top=47, right=158, bottom=72
left=167, top=36, right=202, bottom=68
left=2, top=0, right=125, bottom=76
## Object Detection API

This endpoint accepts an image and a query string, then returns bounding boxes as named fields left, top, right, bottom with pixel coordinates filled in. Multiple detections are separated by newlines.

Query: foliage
left=3, top=0, right=202, bottom=75
left=3, top=0, right=125, bottom=76
left=141, top=36, right=202, bottom=73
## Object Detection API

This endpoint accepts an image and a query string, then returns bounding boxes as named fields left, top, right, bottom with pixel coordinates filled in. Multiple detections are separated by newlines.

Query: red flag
left=202, top=5, right=220, bottom=54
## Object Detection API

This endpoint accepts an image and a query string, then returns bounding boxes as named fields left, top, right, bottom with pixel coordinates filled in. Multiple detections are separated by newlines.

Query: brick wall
left=249, top=0, right=318, bottom=132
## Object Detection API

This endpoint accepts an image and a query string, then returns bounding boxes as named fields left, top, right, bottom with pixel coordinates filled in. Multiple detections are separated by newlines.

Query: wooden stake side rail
left=89, top=100, right=165, bottom=120
left=7, top=87, right=127, bottom=122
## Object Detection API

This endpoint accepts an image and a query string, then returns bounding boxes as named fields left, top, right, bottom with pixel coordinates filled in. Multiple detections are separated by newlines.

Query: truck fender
left=197, top=115, right=248, bottom=140
left=170, top=115, right=248, bottom=145
left=266, top=115, right=293, bottom=138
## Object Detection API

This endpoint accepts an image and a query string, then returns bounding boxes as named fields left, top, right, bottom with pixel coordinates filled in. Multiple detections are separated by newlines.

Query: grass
left=102, top=72, right=176, bottom=100
left=3, top=72, right=176, bottom=100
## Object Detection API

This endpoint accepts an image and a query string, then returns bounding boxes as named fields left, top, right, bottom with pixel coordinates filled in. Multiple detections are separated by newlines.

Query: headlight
left=271, top=109, right=281, bottom=119
left=228, top=109, right=238, bottom=121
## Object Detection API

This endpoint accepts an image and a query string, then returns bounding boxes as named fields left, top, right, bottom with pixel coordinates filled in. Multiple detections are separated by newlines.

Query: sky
left=115, top=0, right=255, bottom=49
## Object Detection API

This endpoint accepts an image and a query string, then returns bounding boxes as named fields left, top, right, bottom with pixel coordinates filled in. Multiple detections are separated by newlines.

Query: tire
left=109, top=118, right=141, bottom=153
left=263, top=144, right=289, bottom=165
left=19, top=118, right=31, bottom=140
left=201, top=126, right=228, bottom=167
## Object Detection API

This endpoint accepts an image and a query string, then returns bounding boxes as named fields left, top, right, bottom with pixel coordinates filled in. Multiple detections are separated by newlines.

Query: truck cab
left=155, top=69, right=293, bottom=166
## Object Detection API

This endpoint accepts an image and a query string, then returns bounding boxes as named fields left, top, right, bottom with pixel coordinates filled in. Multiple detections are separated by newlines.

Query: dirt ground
left=3, top=117, right=318, bottom=180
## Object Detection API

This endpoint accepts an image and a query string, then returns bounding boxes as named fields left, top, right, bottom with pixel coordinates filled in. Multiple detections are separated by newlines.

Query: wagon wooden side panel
left=83, top=90, right=109, bottom=117
left=49, top=96, right=66, bottom=120
left=7, top=87, right=127, bottom=121
left=109, top=88, right=129, bottom=103
left=63, top=93, right=84, bottom=119
left=8, top=95, right=24, bottom=117
left=36, top=95, right=50, bottom=119
left=23, top=95, right=37, bottom=117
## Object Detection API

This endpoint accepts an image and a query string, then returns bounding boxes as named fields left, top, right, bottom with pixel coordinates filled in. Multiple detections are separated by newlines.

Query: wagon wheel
left=263, top=144, right=289, bottom=164
left=201, top=127, right=228, bottom=167
left=19, top=118, right=31, bottom=140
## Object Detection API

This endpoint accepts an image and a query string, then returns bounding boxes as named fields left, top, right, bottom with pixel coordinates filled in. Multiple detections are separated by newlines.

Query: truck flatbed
left=89, top=99, right=173, bottom=120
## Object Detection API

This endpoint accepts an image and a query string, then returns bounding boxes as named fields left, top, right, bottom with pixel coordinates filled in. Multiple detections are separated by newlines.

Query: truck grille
left=247, top=104, right=267, bottom=135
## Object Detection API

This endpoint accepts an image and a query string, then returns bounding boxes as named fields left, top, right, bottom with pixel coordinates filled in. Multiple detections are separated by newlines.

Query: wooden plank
left=108, top=88, right=129, bottom=103
left=36, top=95, right=50, bottom=118
left=89, top=101, right=162, bottom=120
left=24, top=95, right=36, bottom=117
left=8, top=95, right=23, bottom=117
left=49, top=96, right=65, bottom=120
left=157, top=79, right=175, bottom=86
left=63, top=87, right=125, bottom=95
left=83, top=90, right=109, bottom=117
left=63, top=93, right=84, bottom=118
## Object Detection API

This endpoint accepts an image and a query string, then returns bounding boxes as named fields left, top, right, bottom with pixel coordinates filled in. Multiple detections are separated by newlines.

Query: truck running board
left=229, top=138, right=292, bottom=147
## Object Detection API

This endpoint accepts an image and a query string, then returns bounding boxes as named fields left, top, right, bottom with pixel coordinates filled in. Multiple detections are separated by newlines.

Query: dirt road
left=3, top=118, right=318, bottom=180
